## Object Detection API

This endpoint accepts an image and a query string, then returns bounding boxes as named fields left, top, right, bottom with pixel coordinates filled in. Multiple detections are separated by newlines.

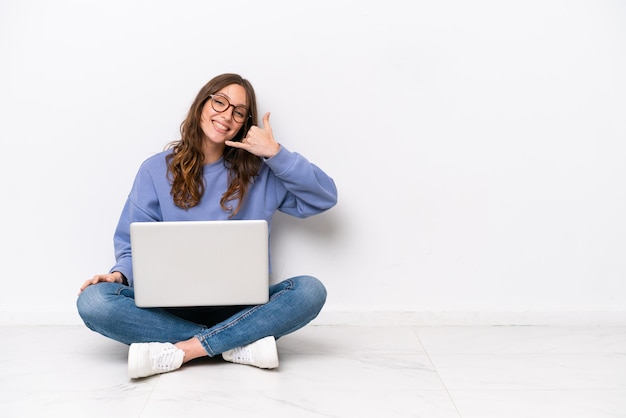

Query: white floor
left=1, top=324, right=625, bottom=418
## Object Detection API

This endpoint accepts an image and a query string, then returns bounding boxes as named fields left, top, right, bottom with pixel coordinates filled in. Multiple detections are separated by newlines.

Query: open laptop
left=130, top=220, right=269, bottom=308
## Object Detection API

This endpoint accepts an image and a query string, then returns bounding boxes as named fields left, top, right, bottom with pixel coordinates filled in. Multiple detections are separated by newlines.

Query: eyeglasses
left=208, top=95, right=250, bottom=123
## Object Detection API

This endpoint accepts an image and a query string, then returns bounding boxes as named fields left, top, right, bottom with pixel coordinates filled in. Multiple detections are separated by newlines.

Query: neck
left=203, top=142, right=225, bottom=164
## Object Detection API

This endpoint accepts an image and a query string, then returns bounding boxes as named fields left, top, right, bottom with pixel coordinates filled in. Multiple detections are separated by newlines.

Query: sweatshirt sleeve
left=263, top=145, right=338, bottom=218
left=108, top=162, right=162, bottom=287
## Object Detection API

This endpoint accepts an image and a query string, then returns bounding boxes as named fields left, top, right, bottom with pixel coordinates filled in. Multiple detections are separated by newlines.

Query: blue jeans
left=76, top=276, right=326, bottom=356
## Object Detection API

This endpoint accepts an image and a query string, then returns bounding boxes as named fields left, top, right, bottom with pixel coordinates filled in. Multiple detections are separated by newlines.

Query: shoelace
left=229, top=346, right=253, bottom=362
left=152, top=346, right=182, bottom=371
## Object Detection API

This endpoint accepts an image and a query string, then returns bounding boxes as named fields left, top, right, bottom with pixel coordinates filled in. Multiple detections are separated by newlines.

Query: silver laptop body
left=130, top=220, right=269, bottom=308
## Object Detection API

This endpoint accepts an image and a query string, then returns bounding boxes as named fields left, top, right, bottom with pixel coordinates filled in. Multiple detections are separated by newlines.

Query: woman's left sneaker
left=128, top=342, right=184, bottom=378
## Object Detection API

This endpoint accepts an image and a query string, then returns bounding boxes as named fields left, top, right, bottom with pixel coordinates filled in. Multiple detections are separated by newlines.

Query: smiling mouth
left=212, top=120, right=229, bottom=132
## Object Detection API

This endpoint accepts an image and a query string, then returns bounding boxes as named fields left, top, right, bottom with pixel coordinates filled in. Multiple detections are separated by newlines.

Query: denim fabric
left=76, top=276, right=326, bottom=356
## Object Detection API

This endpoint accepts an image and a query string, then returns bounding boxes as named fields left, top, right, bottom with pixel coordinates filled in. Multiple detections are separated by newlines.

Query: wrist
left=112, top=271, right=128, bottom=285
left=264, top=144, right=281, bottom=160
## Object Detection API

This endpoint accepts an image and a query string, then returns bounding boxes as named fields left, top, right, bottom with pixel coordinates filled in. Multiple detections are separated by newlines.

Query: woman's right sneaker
left=222, top=336, right=279, bottom=369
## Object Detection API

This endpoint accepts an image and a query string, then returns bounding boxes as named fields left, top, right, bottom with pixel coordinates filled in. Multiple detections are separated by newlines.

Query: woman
left=76, top=73, right=337, bottom=379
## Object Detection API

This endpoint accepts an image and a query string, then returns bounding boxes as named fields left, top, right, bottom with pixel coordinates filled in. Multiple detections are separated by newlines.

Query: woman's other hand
left=78, top=272, right=124, bottom=294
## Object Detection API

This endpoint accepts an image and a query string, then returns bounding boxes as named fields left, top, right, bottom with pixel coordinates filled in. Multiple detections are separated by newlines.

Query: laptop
left=130, top=220, right=269, bottom=308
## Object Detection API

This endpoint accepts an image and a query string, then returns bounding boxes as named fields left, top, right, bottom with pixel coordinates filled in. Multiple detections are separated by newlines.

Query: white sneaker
left=222, top=336, right=279, bottom=369
left=128, top=342, right=185, bottom=379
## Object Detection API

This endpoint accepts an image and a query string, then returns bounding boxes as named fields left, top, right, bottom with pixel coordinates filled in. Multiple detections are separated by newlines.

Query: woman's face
left=200, top=83, right=248, bottom=145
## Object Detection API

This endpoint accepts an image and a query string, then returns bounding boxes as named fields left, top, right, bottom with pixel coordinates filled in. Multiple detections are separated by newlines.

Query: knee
left=76, top=284, right=101, bottom=324
left=76, top=282, right=120, bottom=325
left=291, top=275, right=327, bottom=307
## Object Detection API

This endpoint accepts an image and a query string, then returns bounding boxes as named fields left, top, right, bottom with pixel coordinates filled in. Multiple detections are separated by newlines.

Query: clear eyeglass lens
left=232, top=108, right=247, bottom=122
left=211, top=96, right=227, bottom=111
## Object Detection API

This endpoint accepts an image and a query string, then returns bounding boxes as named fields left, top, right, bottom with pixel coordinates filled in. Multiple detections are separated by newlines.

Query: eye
left=234, top=108, right=247, bottom=119
left=213, top=97, right=227, bottom=107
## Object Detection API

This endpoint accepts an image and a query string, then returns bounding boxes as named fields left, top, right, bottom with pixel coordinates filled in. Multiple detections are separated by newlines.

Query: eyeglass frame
left=207, top=94, right=251, bottom=123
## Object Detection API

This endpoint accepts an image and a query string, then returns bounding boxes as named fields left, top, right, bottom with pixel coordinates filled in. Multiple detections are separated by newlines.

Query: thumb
left=262, top=112, right=272, bottom=131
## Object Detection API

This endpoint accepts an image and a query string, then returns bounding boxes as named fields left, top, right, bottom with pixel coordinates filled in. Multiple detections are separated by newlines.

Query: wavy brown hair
left=165, top=74, right=261, bottom=216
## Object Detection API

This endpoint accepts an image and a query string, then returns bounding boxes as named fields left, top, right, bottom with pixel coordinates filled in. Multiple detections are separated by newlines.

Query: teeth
left=214, top=121, right=228, bottom=131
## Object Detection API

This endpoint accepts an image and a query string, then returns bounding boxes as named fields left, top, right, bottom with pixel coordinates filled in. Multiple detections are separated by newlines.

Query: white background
left=1, top=0, right=625, bottom=325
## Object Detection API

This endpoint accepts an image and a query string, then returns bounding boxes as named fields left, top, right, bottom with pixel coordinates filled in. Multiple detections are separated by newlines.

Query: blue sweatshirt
left=110, top=146, right=338, bottom=286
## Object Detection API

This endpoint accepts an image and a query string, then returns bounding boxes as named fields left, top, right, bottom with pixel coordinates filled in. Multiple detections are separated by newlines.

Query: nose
left=221, top=104, right=237, bottom=120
